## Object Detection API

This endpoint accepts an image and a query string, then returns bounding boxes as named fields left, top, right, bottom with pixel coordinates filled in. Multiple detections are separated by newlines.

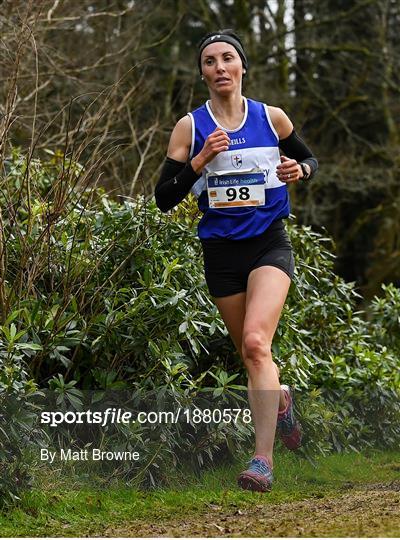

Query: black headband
left=198, top=34, right=248, bottom=74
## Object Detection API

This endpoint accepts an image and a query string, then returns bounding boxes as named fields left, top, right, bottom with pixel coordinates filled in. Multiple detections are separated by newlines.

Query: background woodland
left=1, top=0, right=399, bottom=297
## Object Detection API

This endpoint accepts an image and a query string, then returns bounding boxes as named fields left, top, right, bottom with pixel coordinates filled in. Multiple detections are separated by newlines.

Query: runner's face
left=201, top=42, right=244, bottom=94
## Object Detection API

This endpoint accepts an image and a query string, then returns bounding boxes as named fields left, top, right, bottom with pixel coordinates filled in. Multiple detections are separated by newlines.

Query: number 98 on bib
left=206, top=171, right=266, bottom=208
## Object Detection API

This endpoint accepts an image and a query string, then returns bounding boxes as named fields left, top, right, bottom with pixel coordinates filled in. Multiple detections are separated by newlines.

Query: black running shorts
left=200, top=219, right=295, bottom=298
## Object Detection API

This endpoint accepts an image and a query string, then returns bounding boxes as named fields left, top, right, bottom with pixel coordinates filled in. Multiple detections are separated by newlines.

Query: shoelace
left=247, top=458, right=273, bottom=479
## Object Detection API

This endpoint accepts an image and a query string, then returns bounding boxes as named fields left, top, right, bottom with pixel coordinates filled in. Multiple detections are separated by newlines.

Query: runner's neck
left=208, top=95, right=246, bottom=131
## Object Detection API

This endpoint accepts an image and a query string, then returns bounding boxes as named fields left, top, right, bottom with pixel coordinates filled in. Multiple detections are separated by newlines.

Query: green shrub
left=369, top=283, right=400, bottom=352
left=0, top=149, right=399, bottom=500
left=0, top=327, right=47, bottom=505
left=277, top=225, right=400, bottom=452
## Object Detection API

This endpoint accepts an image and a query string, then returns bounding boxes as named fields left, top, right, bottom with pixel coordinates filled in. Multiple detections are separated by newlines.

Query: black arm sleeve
left=278, top=130, right=318, bottom=178
left=154, top=157, right=201, bottom=213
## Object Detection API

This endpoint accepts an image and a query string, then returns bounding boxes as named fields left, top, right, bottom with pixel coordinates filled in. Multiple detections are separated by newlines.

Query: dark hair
left=197, top=29, right=248, bottom=75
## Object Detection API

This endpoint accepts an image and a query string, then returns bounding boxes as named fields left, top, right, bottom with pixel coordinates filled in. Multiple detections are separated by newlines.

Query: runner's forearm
left=155, top=158, right=201, bottom=212
left=279, top=130, right=318, bottom=178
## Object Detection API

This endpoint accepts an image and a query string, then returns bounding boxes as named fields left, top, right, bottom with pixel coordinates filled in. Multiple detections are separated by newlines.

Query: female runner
left=155, top=29, right=318, bottom=492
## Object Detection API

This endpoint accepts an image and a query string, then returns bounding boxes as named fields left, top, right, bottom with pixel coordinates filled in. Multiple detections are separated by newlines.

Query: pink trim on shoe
left=237, top=455, right=274, bottom=492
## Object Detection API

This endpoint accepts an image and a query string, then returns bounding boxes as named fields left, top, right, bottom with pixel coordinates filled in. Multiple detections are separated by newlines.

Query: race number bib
left=206, top=170, right=266, bottom=208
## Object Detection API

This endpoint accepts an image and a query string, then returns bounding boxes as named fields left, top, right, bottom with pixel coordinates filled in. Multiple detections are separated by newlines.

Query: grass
left=0, top=448, right=399, bottom=537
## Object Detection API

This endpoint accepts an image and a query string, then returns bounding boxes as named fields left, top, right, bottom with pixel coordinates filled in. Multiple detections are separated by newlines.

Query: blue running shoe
left=237, top=455, right=273, bottom=492
left=277, top=384, right=302, bottom=450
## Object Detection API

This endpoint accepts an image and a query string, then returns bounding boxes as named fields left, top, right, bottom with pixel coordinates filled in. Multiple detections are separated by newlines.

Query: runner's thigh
left=243, top=266, right=291, bottom=344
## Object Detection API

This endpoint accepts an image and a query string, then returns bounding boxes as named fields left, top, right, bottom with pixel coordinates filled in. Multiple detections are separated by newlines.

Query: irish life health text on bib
left=207, top=171, right=266, bottom=208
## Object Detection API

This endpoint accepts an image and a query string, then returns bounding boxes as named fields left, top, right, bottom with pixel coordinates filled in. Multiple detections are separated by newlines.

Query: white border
left=187, top=112, right=195, bottom=159
left=263, top=103, right=279, bottom=142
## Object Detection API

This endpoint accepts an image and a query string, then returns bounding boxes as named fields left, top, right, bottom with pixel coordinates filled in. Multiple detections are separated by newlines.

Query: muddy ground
left=105, top=481, right=400, bottom=537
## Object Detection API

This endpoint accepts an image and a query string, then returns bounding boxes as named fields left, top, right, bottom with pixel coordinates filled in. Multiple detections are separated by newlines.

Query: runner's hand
left=191, top=128, right=230, bottom=173
left=276, top=155, right=301, bottom=183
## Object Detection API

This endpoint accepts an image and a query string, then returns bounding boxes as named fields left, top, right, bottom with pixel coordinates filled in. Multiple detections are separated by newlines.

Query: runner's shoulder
left=170, top=115, right=191, bottom=142
left=174, top=114, right=192, bottom=132
left=267, top=106, right=293, bottom=139
left=267, top=106, right=287, bottom=125
left=167, top=115, right=192, bottom=159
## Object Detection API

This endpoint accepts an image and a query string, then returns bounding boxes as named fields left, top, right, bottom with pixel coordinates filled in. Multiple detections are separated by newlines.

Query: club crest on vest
left=231, top=154, right=242, bottom=168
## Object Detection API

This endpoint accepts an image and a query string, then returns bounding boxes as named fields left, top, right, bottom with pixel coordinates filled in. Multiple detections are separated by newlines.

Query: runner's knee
left=242, top=331, right=272, bottom=367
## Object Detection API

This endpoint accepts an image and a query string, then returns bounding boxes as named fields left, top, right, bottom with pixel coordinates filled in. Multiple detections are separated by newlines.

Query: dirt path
left=104, top=481, right=400, bottom=537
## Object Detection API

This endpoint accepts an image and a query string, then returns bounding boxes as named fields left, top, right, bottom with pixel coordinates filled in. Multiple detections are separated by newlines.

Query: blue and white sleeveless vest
left=188, top=97, right=289, bottom=240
